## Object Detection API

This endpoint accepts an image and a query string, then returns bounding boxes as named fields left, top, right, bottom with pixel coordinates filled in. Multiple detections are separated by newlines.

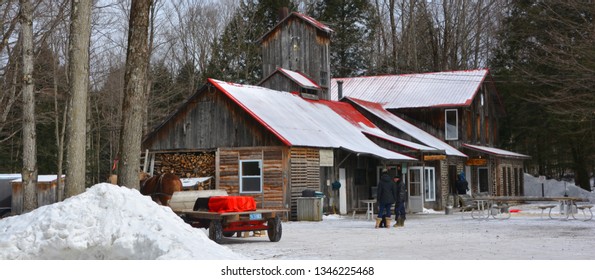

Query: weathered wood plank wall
left=143, top=87, right=284, bottom=151
left=217, top=147, right=287, bottom=211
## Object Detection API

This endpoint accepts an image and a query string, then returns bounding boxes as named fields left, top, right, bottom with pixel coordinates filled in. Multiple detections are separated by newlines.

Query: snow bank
left=0, top=183, right=244, bottom=260
left=523, top=174, right=595, bottom=202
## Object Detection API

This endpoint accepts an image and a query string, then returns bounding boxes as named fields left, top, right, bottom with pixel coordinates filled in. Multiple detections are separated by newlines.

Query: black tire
left=267, top=216, right=282, bottom=242
left=209, top=220, right=223, bottom=243
left=223, top=231, right=235, bottom=238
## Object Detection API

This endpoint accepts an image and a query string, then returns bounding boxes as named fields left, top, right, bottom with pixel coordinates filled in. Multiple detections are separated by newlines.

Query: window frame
left=445, top=109, right=459, bottom=140
left=239, top=160, right=263, bottom=194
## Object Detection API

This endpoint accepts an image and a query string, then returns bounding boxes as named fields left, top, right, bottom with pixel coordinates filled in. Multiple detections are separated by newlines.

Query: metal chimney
left=337, top=80, right=344, bottom=100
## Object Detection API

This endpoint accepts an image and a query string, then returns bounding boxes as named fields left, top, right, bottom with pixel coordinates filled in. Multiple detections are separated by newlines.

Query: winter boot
left=398, top=217, right=405, bottom=227
left=393, top=217, right=400, bottom=227
left=375, top=218, right=382, bottom=228
left=384, top=218, right=392, bottom=228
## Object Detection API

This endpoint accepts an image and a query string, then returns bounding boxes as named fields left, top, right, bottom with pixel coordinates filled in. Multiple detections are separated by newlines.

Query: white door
left=408, top=167, right=424, bottom=213
left=339, top=168, right=347, bottom=215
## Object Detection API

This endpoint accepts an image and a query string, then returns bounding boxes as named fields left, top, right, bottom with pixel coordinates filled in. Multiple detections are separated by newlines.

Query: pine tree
left=203, top=0, right=294, bottom=84
left=308, top=0, right=376, bottom=77
left=491, top=0, right=594, bottom=189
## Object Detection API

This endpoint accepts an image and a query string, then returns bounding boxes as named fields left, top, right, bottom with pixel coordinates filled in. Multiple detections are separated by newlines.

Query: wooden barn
left=331, top=69, right=530, bottom=209
left=10, top=175, right=65, bottom=215
left=141, top=79, right=416, bottom=220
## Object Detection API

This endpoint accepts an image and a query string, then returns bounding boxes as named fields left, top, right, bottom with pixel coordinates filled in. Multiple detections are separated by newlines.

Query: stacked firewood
left=155, top=152, right=215, bottom=178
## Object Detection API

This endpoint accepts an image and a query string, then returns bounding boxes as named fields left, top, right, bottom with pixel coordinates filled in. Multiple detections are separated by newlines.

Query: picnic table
left=469, top=196, right=591, bottom=221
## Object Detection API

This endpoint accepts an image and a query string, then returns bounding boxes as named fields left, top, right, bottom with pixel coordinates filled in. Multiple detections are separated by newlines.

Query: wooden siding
left=289, top=147, right=320, bottom=220
left=217, top=147, right=288, bottom=211
left=261, top=17, right=331, bottom=95
left=11, top=179, right=63, bottom=215
left=260, top=73, right=303, bottom=94
left=143, top=87, right=284, bottom=151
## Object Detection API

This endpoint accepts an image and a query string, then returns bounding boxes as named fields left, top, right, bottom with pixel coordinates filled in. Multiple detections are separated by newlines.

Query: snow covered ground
left=0, top=174, right=594, bottom=279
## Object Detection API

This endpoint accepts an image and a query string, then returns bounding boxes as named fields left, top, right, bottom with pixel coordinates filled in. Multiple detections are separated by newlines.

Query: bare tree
left=117, top=0, right=152, bottom=190
left=19, top=0, right=38, bottom=212
left=63, top=0, right=92, bottom=197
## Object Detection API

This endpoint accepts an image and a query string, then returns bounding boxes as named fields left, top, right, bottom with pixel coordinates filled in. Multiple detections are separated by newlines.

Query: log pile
left=155, top=152, right=215, bottom=178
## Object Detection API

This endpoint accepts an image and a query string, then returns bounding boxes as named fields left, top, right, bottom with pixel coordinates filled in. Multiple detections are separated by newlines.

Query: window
left=445, top=109, right=458, bottom=140
left=239, top=160, right=262, bottom=193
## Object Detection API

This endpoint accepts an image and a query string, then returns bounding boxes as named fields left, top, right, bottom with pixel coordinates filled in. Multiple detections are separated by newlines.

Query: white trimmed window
left=445, top=109, right=458, bottom=140
left=239, top=160, right=262, bottom=193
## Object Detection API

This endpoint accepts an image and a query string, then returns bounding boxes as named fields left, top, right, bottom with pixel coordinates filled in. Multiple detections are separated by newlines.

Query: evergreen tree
left=308, top=0, right=376, bottom=77
left=491, top=0, right=594, bottom=189
left=203, top=0, right=294, bottom=84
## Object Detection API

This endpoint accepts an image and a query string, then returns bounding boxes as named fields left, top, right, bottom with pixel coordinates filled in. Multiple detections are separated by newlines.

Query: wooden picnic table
left=470, top=196, right=590, bottom=220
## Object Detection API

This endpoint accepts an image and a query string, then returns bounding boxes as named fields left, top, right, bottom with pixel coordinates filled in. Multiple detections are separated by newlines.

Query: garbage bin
left=297, top=196, right=324, bottom=221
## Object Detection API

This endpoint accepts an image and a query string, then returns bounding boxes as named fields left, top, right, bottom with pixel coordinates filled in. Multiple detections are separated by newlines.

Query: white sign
left=538, top=176, right=546, bottom=183
left=319, top=149, right=334, bottom=166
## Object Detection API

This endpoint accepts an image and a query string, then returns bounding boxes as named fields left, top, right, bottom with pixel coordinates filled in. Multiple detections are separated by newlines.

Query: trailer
left=169, top=190, right=286, bottom=244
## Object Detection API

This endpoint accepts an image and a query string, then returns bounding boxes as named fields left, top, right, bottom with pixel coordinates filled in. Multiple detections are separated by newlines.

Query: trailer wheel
left=267, top=216, right=282, bottom=242
left=223, top=231, right=235, bottom=238
left=209, top=220, right=223, bottom=243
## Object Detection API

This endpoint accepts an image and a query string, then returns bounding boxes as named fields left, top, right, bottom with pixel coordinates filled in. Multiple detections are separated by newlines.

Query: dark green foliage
left=203, top=0, right=295, bottom=84
left=491, top=0, right=594, bottom=189
left=308, top=0, right=376, bottom=77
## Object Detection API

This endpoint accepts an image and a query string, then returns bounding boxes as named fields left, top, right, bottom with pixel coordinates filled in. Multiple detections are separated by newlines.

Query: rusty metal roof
left=331, top=69, right=489, bottom=109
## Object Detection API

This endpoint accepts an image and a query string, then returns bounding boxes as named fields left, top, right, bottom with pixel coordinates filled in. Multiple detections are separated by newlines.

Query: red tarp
left=208, top=196, right=256, bottom=213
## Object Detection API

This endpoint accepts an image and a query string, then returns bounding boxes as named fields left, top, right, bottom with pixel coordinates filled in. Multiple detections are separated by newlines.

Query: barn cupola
left=258, top=10, right=333, bottom=100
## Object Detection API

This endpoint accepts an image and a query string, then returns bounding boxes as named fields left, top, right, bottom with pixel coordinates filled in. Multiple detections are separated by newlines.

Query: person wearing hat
left=393, top=175, right=407, bottom=227
left=375, top=169, right=396, bottom=228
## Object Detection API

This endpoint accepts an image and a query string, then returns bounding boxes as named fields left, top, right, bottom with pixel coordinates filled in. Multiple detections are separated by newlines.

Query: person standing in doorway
left=456, top=172, right=469, bottom=195
left=393, top=176, right=407, bottom=227
left=376, top=169, right=396, bottom=228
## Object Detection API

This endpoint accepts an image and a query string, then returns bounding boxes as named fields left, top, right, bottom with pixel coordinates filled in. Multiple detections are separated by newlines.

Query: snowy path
left=221, top=206, right=595, bottom=260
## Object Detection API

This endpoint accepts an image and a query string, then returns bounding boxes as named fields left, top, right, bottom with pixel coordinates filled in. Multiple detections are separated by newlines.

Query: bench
left=537, top=205, right=556, bottom=219
left=575, top=204, right=593, bottom=221
left=458, top=194, right=480, bottom=218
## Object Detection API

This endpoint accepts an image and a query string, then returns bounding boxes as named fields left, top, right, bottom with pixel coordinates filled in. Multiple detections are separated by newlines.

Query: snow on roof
left=348, top=97, right=467, bottom=157
left=209, top=79, right=415, bottom=161
left=0, top=174, right=21, bottom=180
left=462, top=144, right=531, bottom=159
left=277, top=68, right=321, bottom=89
left=331, top=69, right=488, bottom=109
left=11, top=174, right=65, bottom=183
left=319, top=100, right=438, bottom=152
left=0, top=183, right=244, bottom=260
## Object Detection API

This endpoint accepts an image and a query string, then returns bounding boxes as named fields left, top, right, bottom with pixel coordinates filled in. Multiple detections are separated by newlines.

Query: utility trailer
left=169, top=190, right=286, bottom=244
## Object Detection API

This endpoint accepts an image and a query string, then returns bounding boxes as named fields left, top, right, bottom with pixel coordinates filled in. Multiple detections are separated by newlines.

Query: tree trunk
left=64, top=0, right=92, bottom=198
left=19, top=0, right=37, bottom=212
left=118, top=0, right=152, bottom=190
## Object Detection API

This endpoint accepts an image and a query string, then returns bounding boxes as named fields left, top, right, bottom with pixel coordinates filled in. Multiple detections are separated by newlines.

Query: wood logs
left=154, top=152, right=215, bottom=179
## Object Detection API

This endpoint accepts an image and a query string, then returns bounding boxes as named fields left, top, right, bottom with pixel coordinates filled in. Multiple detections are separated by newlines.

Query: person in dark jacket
left=375, top=169, right=396, bottom=228
left=456, top=172, right=469, bottom=195
left=393, top=176, right=408, bottom=227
